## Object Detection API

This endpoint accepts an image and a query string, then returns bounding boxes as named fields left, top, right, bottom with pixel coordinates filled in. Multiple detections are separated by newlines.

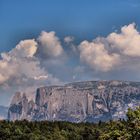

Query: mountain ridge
left=8, top=80, right=140, bottom=122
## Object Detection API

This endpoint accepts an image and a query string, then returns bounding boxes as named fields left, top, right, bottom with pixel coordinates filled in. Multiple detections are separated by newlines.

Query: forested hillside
left=1, top=107, right=140, bottom=140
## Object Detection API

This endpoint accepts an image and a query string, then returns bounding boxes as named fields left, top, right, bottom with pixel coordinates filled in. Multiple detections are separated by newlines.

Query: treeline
left=0, top=108, right=140, bottom=140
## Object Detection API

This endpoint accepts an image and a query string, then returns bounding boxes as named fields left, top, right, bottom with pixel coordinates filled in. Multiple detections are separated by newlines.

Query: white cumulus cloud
left=79, top=41, right=120, bottom=72
left=79, top=23, right=140, bottom=72
left=107, top=23, right=140, bottom=57
left=1, top=39, right=37, bottom=60
left=0, top=38, right=62, bottom=96
left=37, top=31, right=64, bottom=58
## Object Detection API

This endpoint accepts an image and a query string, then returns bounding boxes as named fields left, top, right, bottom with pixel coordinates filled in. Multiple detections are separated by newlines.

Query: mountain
left=0, top=106, right=8, bottom=120
left=8, top=80, right=140, bottom=122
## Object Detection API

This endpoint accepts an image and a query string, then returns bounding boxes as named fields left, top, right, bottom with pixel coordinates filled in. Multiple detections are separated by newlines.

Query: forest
left=0, top=107, right=140, bottom=140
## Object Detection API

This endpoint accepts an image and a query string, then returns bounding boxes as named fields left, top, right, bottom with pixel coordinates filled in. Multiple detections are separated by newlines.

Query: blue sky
left=1, top=0, right=140, bottom=106
left=0, top=0, right=140, bottom=52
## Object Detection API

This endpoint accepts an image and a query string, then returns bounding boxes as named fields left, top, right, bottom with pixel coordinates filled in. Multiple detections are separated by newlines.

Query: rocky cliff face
left=8, top=81, right=140, bottom=122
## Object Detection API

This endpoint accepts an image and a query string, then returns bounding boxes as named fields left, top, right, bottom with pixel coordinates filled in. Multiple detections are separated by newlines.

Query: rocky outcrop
left=8, top=80, right=140, bottom=122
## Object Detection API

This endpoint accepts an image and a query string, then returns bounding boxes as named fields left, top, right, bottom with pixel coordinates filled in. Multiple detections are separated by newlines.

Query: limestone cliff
left=8, top=80, right=140, bottom=122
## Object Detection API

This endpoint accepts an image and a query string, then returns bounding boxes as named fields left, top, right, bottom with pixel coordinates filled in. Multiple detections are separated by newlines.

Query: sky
left=0, top=0, right=140, bottom=106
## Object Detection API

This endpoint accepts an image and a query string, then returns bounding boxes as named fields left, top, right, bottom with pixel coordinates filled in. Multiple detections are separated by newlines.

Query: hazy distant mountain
left=0, top=106, right=8, bottom=120
left=8, top=80, right=140, bottom=122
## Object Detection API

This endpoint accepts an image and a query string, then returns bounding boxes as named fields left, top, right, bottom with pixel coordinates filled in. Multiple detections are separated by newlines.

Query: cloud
left=79, top=23, right=140, bottom=72
left=0, top=37, right=62, bottom=97
left=64, top=36, right=74, bottom=44
left=79, top=41, right=120, bottom=72
left=1, top=39, right=37, bottom=60
left=0, top=23, right=140, bottom=85
left=1, top=23, right=140, bottom=88
left=0, top=60, right=18, bottom=84
left=0, top=39, right=45, bottom=84
left=37, top=31, right=64, bottom=58
left=107, top=23, right=140, bottom=57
